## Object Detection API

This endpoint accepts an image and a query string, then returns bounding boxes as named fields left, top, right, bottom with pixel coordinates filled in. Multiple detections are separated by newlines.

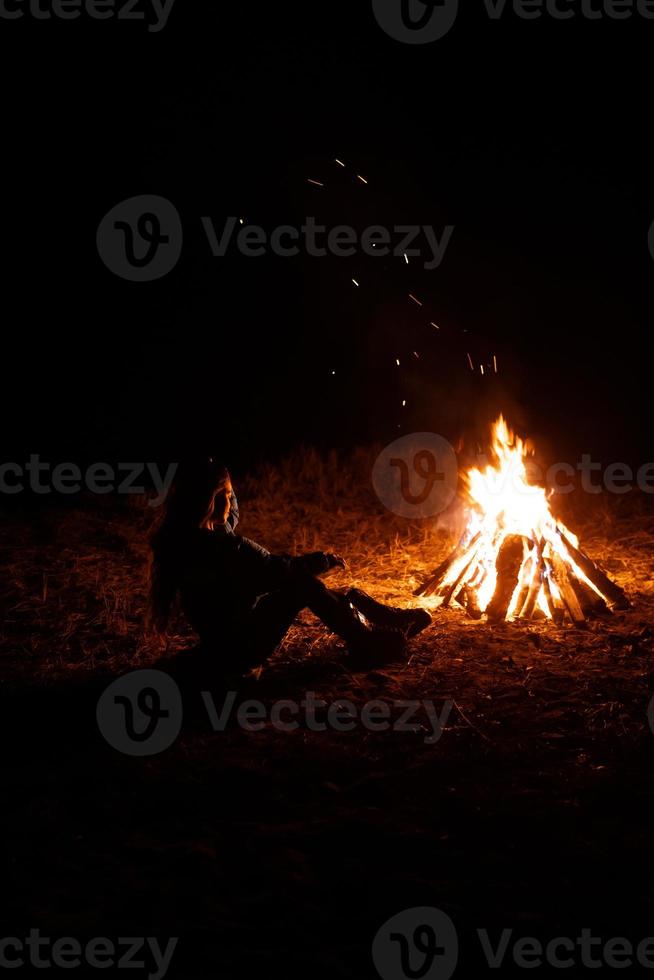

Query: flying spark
left=307, top=179, right=324, bottom=187
left=356, top=175, right=368, bottom=184
left=467, top=353, right=474, bottom=371
left=352, top=279, right=359, bottom=287
left=409, top=294, right=423, bottom=307
left=335, top=158, right=345, bottom=167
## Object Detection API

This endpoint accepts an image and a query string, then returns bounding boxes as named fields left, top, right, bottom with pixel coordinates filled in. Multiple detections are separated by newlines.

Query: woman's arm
left=232, top=536, right=342, bottom=593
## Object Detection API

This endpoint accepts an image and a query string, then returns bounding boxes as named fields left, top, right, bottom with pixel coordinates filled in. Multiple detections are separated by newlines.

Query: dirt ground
left=2, top=450, right=654, bottom=978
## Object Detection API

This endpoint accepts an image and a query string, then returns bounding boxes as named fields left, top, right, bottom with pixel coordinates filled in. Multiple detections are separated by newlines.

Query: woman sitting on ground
left=148, top=459, right=431, bottom=674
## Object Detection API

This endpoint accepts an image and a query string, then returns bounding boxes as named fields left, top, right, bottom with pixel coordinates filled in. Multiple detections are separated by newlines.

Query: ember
left=415, top=416, right=629, bottom=624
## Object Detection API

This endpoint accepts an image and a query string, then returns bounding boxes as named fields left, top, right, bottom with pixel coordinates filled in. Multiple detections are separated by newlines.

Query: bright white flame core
left=440, top=416, right=604, bottom=620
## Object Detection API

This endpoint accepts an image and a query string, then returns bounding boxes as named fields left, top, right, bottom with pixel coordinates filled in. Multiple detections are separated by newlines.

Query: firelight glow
left=423, top=415, right=618, bottom=622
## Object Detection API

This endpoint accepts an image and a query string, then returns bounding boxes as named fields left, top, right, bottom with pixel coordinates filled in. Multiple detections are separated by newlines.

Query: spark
left=430, top=321, right=440, bottom=330
left=356, top=175, right=368, bottom=184
left=409, top=294, right=423, bottom=307
left=396, top=358, right=401, bottom=367
left=404, top=253, right=409, bottom=264
left=402, top=400, right=407, bottom=407
left=413, top=351, right=419, bottom=359
left=239, top=218, right=245, bottom=225
left=335, top=158, right=345, bottom=167
left=467, top=353, right=474, bottom=371
left=480, top=364, right=485, bottom=376
left=352, top=279, right=359, bottom=287
left=307, top=178, right=324, bottom=187
left=493, top=354, right=498, bottom=373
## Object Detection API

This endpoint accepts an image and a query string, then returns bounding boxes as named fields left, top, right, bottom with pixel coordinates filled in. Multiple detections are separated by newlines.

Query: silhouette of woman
left=149, top=459, right=431, bottom=674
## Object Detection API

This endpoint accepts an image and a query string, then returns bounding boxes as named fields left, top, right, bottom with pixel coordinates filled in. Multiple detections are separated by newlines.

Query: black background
left=1, top=0, right=652, bottom=472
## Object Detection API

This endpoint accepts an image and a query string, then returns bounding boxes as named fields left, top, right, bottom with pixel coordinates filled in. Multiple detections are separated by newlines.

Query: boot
left=345, top=588, right=432, bottom=639
left=322, top=595, right=407, bottom=668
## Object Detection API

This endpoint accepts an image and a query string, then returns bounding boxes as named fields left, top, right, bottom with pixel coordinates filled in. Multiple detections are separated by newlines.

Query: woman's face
left=213, top=478, right=233, bottom=525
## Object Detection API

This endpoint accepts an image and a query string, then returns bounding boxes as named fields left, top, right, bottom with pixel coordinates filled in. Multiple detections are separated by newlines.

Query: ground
left=2, top=449, right=654, bottom=978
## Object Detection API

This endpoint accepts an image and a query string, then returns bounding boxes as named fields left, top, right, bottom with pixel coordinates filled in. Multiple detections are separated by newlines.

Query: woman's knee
left=288, top=572, right=327, bottom=605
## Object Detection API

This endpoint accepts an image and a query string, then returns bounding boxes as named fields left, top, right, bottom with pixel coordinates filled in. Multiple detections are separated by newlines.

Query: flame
left=434, top=416, right=607, bottom=620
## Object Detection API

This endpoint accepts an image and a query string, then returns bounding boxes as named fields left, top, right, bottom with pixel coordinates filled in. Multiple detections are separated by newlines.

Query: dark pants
left=236, top=574, right=351, bottom=669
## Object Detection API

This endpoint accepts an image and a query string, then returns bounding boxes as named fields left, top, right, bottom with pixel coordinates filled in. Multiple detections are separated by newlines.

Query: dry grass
left=3, top=450, right=654, bottom=973
left=1, top=445, right=653, bottom=686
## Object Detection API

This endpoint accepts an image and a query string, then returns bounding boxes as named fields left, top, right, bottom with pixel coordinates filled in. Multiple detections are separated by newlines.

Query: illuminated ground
left=2, top=452, right=654, bottom=977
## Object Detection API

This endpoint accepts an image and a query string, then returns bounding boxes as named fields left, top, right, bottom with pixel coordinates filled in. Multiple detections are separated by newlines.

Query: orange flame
left=435, top=416, right=606, bottom=620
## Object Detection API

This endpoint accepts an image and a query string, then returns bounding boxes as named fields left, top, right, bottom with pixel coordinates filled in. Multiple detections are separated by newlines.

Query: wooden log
left=414, top=531, right=481, bottom=597
left=518, top=538, right=545, bottom=620
left=556, top=529, right=629, bottom=609
left=550, top=552, right=585, bottom=625
left=542, top=562, right=565, bottom=623
left=441, top=547, right=480, bottom=608
left=465, top=587, right=483, bottom=620
left=486, top=535, right=525, bottom=622
left=570, top=576, right=609, bottom=617
left=454, top=585, right=483, bottom=619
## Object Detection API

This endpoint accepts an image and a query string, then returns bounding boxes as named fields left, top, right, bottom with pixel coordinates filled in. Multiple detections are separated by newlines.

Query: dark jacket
left=177, top=524, right=330, bottom=641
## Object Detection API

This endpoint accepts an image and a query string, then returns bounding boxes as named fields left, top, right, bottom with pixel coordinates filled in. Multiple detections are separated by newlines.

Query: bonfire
left=415, top=416, right=629, bottom=624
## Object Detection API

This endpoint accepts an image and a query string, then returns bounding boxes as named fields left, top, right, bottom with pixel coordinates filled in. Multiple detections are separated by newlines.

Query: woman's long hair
left=148, top=459, right=230, bottom=636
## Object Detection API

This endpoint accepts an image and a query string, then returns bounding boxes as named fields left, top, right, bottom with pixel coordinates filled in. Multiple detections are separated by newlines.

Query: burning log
left=462, top=586, right=483, bottom=619
left=414, top=532, right=481, bottom=598
left=556, top=529, right=629, bottom=610
left=550, top=552, right=586, bottom=626
left=412, top=416, right=630, bottom=626
left=542, top=568, right=565, bottom=624
left=570, top=576, right=609, bottom=618
left=486, top=535, right=524, bottom=621
left=440, top=544, right=482, bottom=608
left=517, top=538, right=545, bottom=619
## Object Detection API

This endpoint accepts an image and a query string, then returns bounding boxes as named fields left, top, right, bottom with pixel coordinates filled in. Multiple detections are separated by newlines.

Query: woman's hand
left=325, top=553, right=347, bottom=571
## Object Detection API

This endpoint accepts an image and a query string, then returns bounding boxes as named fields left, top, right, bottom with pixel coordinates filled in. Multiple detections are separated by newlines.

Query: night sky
left=2, top=1, right=652, bottom=476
